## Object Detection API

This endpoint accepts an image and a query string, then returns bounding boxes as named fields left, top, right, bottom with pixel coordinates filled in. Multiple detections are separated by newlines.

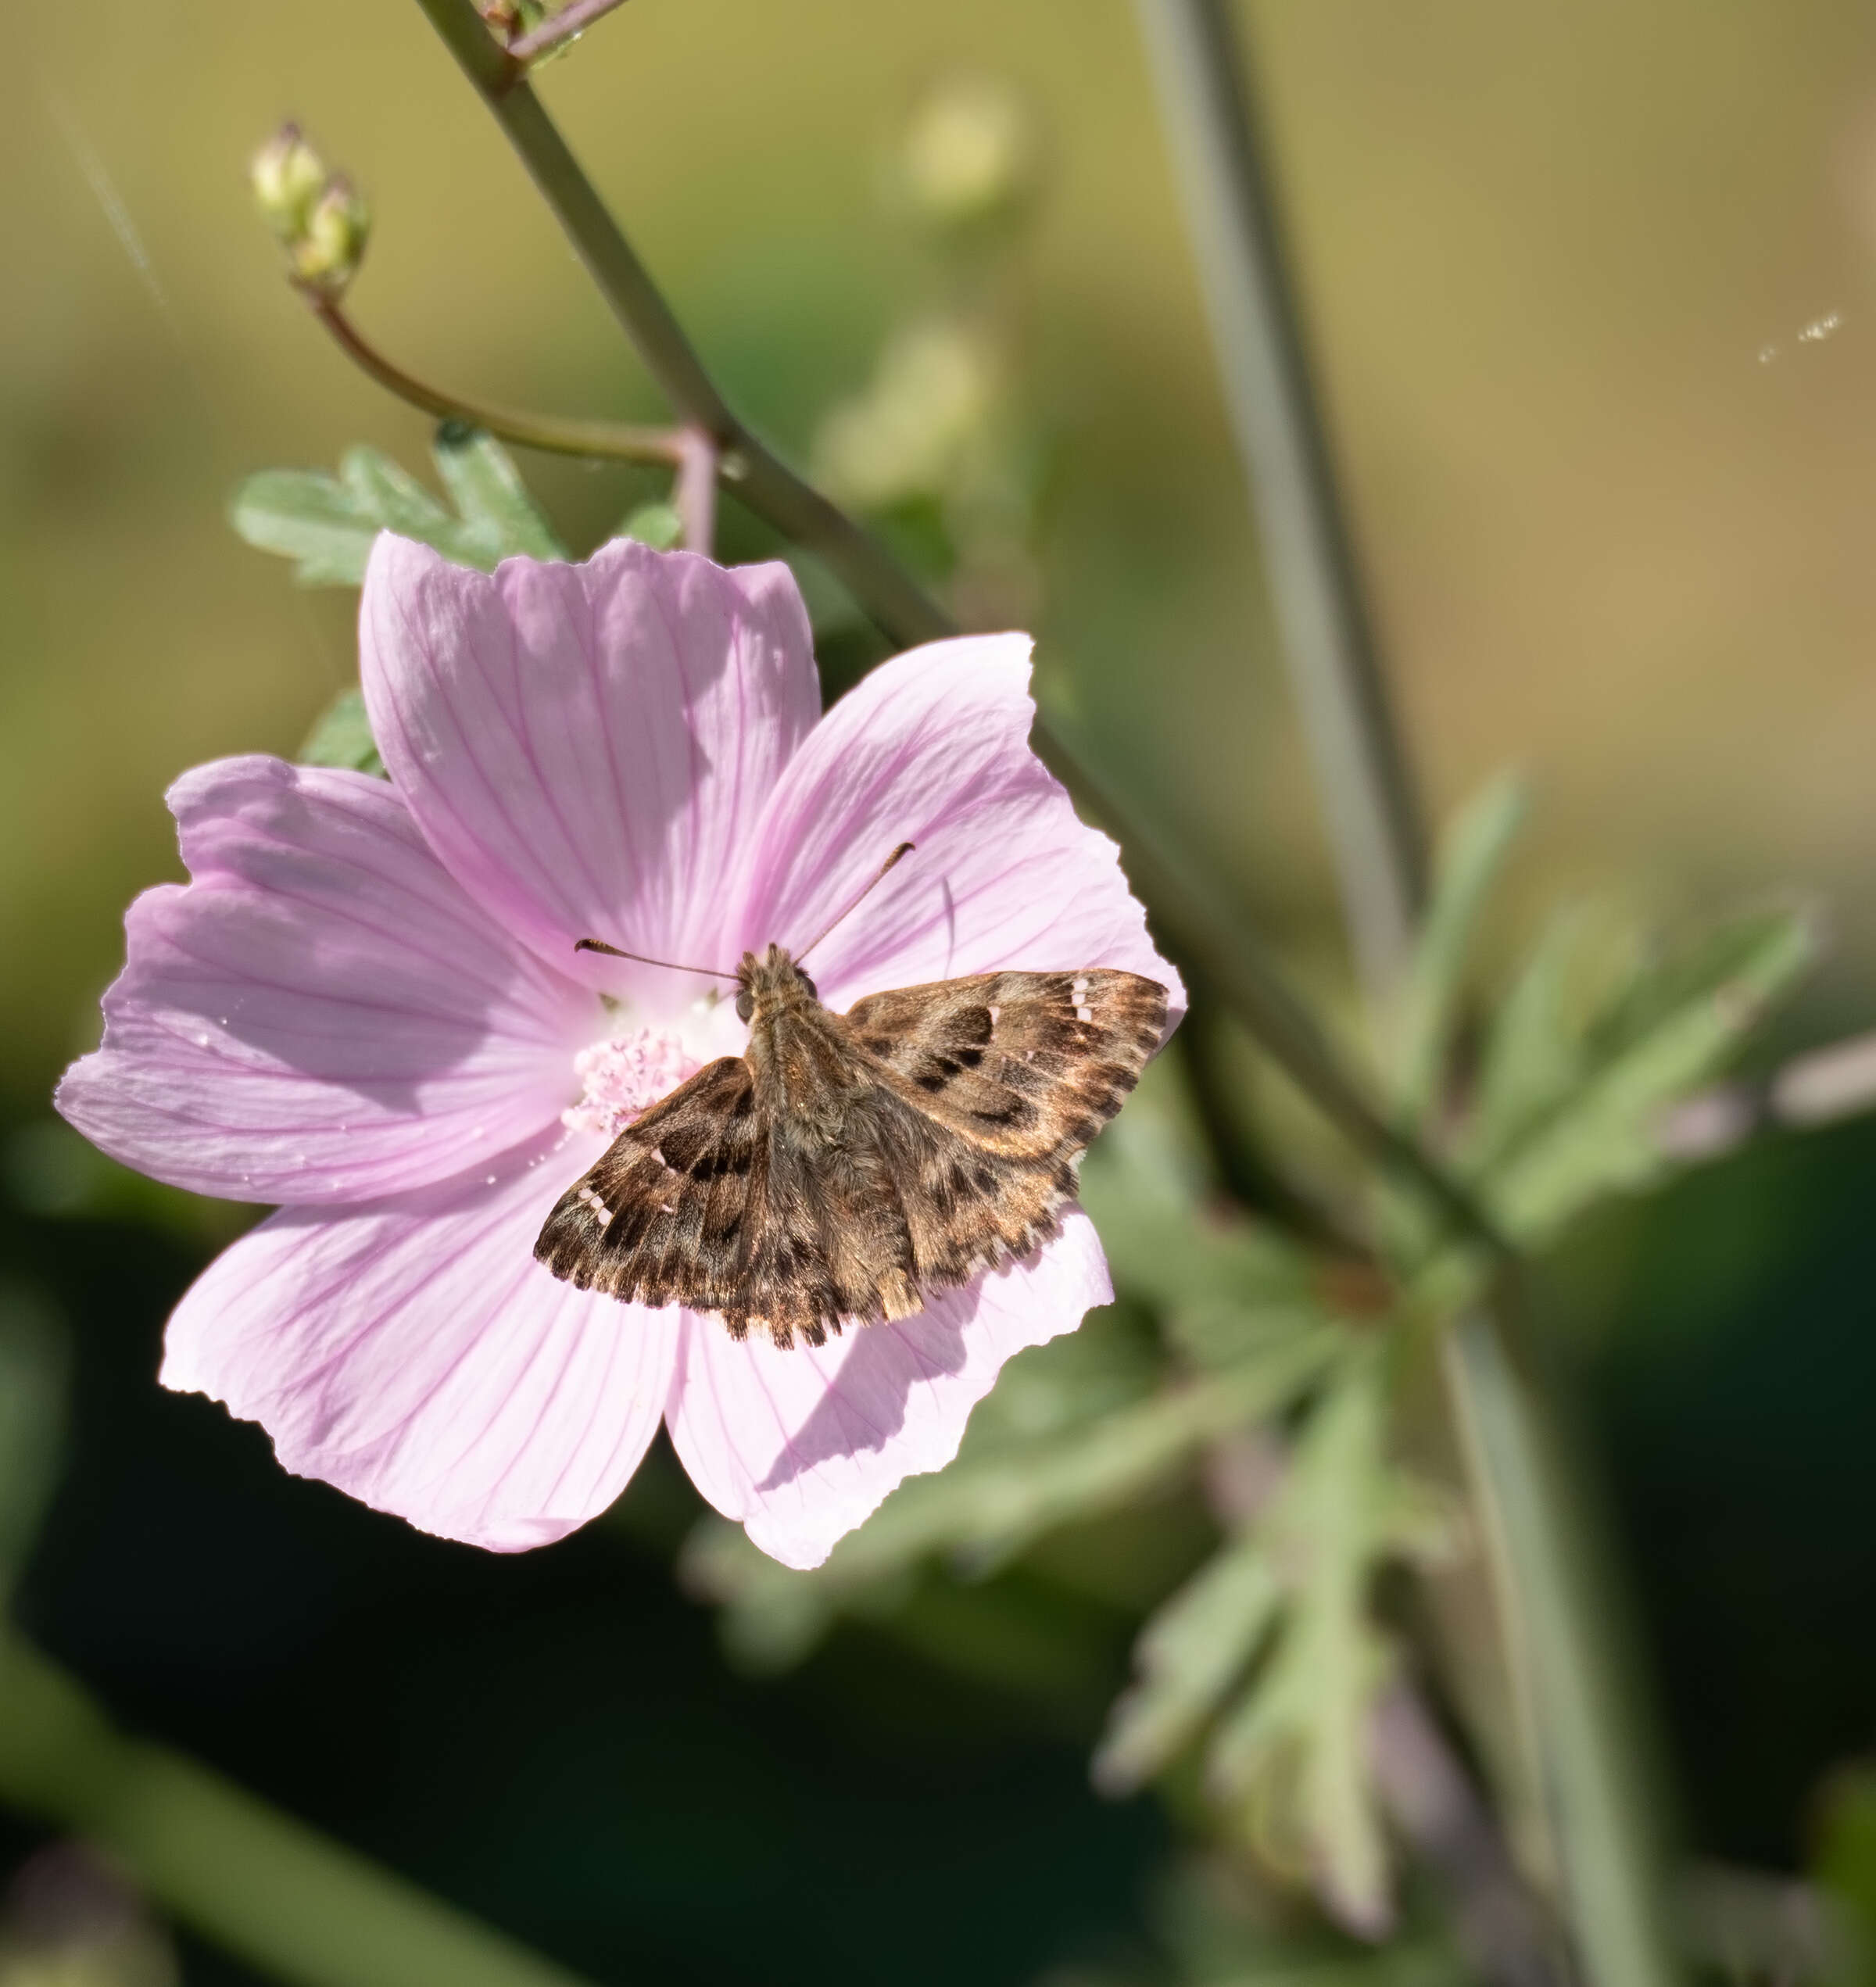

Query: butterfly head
left=735, top=944, right=818, bottom=1024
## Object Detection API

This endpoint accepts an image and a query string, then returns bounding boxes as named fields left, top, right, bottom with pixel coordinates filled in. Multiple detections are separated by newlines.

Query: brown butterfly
left=534, top=844, right=1169, bottom=1349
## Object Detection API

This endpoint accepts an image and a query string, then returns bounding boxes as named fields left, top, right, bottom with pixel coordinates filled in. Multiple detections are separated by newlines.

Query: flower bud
left=814, top=318, right=1000, bottom=510
left=250, top=124, right=328, bottom=244
left=290, top=176, right=371, bottom=297
left=899, top=75, right=1038, bottom=231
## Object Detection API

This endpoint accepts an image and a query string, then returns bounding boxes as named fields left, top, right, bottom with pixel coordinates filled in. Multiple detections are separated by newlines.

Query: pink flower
left=57, top=537, right=1183, bottom=1569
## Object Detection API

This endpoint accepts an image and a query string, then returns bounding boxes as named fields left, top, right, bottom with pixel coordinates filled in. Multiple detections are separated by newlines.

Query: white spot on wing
left=987, top=1004, right=1001, bottom=1028
left=1070, top=976, right=1089, bottom=999
left=1076, top=1006, right=1094, bottom=1023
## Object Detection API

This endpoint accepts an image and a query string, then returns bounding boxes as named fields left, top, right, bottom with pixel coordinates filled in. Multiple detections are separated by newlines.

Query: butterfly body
left=535, top=943, right=1167, bottom=1348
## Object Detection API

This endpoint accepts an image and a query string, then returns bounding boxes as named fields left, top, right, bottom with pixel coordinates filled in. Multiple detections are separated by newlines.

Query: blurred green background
left=4, top=0, right=1876, bottom=1981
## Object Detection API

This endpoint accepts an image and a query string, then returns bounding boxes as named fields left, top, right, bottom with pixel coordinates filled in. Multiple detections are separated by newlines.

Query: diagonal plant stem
left=405, top=0, right=1505, bottom=1262
left=1130, top=6, right=1682, bottom=1987
left=310, top=294, right=686, bottom=464
left=414, top=0, right=952, bottom=648
left=1040, top=715, right=1505, bottom=1259
left=0, top=1628, right=596, bottom=1987
left=1130, top=0, right=1426, bottom=1001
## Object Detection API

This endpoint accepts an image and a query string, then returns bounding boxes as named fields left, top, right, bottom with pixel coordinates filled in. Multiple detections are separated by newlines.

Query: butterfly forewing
left=535, top=954, right=1168, bottom=1349
left=845, top=969, right=1169, bottom=1157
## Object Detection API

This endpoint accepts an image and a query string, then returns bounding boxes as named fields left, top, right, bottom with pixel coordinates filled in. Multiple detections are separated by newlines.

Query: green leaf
left=230, top=431, right=564, bottom=585
left=1201, top=1352, right=1458, bottom=1935
left=229, top=469, right=381, bottom=586
left=1079, top=1054, right=1326, bottom=1372
left=1393, top=772, right=1527, bottom=1123
left=931, top=1345, right=1334, bottom=1576
left=431, top=423, right=567, bottom=562
left=299, top=687, right=386, bottom=778
left=1467, top=902, right=1612, bottom=1169
left=682, top=1312, right=1341, bottom=1667
left=340, top=446, right=457, bottom=539
left=618, top=501, right=684, bottom=550
left=1093, top=1525, right=1282, bottom=1794
left=1474, top=905, right=1817, bottom=1243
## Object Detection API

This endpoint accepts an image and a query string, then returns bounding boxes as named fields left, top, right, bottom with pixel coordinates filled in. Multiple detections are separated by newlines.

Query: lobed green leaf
left=1093, top=1524, right=1281, bottom=1795
left=229, top=428, right=566, bottom=586
left=682, top=1313, right=1341, bottom=1667
left=432, top=423, right=568, bottom=562
left=618, top=501, right=685, bottom=550
left=228, top=469, right=382, bottom=586
left=1391, top=772, right=1527, bottom=1126
left=1473, top=905, right=1817, bottom=1243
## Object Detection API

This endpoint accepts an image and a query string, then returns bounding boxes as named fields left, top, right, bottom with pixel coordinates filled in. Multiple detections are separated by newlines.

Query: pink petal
left=664, top=1209, right=1112, bottom=1569
left=731, top=634, right=1187, bottom=1025
left=57, top=757, right=593, bottom=1204
left=360, top=535, right=818, bottom=997
left=163, top=1126, right=682, bottom=1550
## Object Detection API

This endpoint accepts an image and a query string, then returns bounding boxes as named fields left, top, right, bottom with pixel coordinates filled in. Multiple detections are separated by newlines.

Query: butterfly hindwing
left=535, top=1054, right=918, bottom=1349
left=535, top=1054, right=770, bottom=1306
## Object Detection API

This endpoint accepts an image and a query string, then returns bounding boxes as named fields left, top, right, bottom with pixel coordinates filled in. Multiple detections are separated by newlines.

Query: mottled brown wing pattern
left=842, top=969, right=1169, bottom=1160
left=534, top=1054, right=781, bottom=1313
left=535, top=966, right=1167, bottom=1350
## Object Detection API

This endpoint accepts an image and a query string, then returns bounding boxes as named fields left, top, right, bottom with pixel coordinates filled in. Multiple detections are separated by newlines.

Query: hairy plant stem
left=1130, top=5, right=1681, bottom=1985
left=0, top=1628, right=596, bottom=1987
left=414, top=0, right=953, bottom=647
left=1442, top=1319, right=1682, bottom=1987
left=1130, top=0, right=1425, bottom=998
left=310, top=295, right=686, bottom=464
left=405, top=0, right=1502, bottom=1262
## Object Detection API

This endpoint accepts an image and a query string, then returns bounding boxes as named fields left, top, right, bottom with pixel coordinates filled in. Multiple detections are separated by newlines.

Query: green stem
left=0, top=1629, right=597, bottom=1987
left=1130, top=6, right=1683, bottom=1985
left=1038, top=718, right=1504, bottom=1261
left=405, top=0, right=1503, bottom=1263
left=1443, top=1318, right=1682, bottom=1987
left=1129, top=0, right=1426, bottom=999
left=313, top=296, right=685, bottom=464
left=412, top=0, right=952, bottom=648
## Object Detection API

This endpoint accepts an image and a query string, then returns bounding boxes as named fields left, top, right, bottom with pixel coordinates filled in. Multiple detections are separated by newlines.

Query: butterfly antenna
left=572, top=938, right=738, bottom=978
left=795, top=842, right=916, bottom=962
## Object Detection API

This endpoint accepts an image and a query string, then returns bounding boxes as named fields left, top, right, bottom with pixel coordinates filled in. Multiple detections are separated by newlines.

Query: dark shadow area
left=2, top=1165, right=1163, bottom=1987
left=1550, top=1111, right=1876, bottom=1869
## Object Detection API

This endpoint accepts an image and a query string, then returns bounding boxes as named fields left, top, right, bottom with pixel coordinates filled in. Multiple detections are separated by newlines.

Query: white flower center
left=562, top=1026, right=702, bottom=1141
